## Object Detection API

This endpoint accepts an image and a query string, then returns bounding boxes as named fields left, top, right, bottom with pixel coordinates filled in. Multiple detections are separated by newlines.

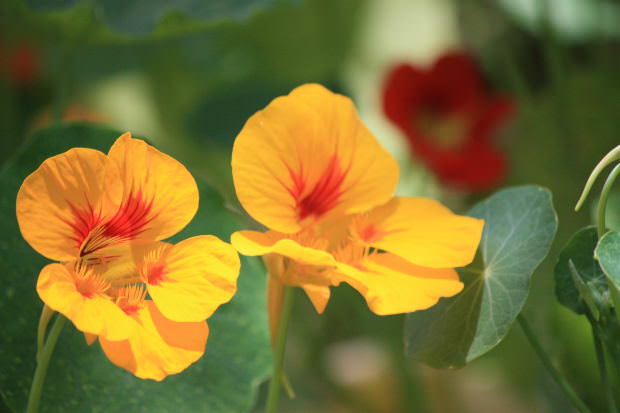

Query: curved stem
left=518, top=315, right=593, bottom=413
left=597, top=163, right=620, bottom=238
left=265, top=287, right=295, bottom=413
left=592, top=324, right=618, bottom=413
left=26, top=315, right=66, bottom=413
left=576, top=145, right=620, bottom=212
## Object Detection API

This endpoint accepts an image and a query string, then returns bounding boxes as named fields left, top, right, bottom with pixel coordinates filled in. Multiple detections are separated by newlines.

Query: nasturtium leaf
left=404, top=186, right=557, bottom=369
left=594, top=231, right=620, bottom=318
left=25, top=0, right=297, bottom=36
left=554, top=227, right=609, bottom=315
left=0, top=123, right=271, bottom=413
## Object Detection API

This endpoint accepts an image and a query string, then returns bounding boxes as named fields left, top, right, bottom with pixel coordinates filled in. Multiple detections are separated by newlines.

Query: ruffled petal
left=334, top=253, right=463, bottom=315
left=100, top=301, right=208, bottom=381
left=145, top=236, right=240, bottom=322
left=232, top=84, right=399, bottom=233
left=36, top=263, right=135, bottom=341
left=231, top=230, right=336, bottom=266
left=351, top=197, right=483, bottom=268
left=16, top=148, right=122, bottom=261
left=107, top=132, right=199, bottom=242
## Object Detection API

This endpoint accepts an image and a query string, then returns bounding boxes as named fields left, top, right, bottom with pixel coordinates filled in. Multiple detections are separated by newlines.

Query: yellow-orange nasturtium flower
left=17, top=133, right=240, bottom=380
left=230, top=84, right=484, bottom=339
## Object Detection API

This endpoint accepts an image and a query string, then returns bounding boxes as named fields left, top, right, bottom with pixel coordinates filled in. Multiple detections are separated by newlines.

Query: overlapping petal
left=232, top=84, right=399, bottom=234
left=107, top=133, right=199, bottom=242
left=16, top=148, right=122, bottom=261
left=144, top=236, right=240, bottom=322
left=100, top=301, right=208, bottom=381
left=36, top=263, right=135, bottom=341
left=334, top=253, right=463, bottom=316
left=231, top=230, right=336, bottom=267
left=350, top=197, right=484, bottom=268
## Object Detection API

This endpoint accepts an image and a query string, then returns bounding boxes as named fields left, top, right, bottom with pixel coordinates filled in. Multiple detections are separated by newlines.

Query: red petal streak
left=64, top=200, right=103, bottom=250
left=147, top=265, right=166, bottom=285
left=289, top=156, right=346, bottom=221
left=79, top=190, right=155, bottom=257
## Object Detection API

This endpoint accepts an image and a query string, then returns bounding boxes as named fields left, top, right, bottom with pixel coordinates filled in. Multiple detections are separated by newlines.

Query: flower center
left=113, top=284, right=147, bottom=316
left=414, top=108, right=467, bottom=149
left=72, top=265, right=111, bottom=299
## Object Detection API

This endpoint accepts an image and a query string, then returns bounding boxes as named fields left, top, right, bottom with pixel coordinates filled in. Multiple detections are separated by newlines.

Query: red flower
left=0, top=43, right=39, bottom=86
left=382, top=52, right=515, bottom=191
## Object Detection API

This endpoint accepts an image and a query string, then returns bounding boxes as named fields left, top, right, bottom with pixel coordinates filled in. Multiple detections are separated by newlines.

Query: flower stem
left=518, top=314, right=593, bottom=413
left=36, top=305, right=54, bottom=363
left=265, top=286, right=295, bottom=413
left=597, top=163, right=620, bottom=238
left=592, top=324, right=618, bottom=413
left=26, top=315, right=66, bottom=413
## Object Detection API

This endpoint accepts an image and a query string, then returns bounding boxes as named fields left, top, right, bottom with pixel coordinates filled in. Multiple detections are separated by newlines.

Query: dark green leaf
left=25, top=0, right=296, bottom=36
left=404, top=186, right=557, bottom=369
left=0, top=123, right=271, bottom=412
left=594, top=231, right=620, bottom=323
left=555, top=227, right=609, bottom=315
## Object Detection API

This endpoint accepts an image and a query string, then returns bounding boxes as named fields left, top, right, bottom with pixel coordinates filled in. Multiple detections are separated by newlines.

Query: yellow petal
left=334, top=253, right=463, bottom=316
left=351, top=197, right=484, bottom=268
left=100, top=301, right=208, bottom=381
left=231, top=230, right=336, bottom=266
left=145, top=236, right=240, bottom=322
left=36, top=263, right=135, bottom=341
left=232, top=84, right=399, bottom=233
left=16, top=148, right=122, bottom=261
left=107, top=132, right=199, bottom=241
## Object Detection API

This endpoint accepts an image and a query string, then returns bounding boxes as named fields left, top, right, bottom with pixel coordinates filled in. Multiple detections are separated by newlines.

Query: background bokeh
left=2, top=0, right=620, bottom=411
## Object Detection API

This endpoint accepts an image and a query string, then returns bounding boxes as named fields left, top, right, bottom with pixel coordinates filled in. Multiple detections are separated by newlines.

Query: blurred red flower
left=382, top=52, right=515, bottom=191
left=1, top=43, right=39, bottom=86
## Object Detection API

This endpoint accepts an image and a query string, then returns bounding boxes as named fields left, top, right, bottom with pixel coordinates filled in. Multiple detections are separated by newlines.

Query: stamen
left=112, top=284, right=147, bottom=315
left=72, top=266, right=111, bottom=299
left=138, top=244, right=171, bottom=285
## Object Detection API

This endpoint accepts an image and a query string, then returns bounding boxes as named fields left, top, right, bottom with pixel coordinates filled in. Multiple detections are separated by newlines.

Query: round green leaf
left=596, top=231, right=620, bottom=288
left=555, top=227, right=610, bottom=316
left=0, top=123, right=270, bottom=412
left=404, top=186, right=558, bottom=369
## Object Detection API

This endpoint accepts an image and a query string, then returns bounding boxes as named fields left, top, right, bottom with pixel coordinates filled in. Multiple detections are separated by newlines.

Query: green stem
left=26, top=315, right=66, bottom=413
left=265, top=287, right=295, bottom=413
left=36, top=305, right=55, bottom=363
left=597, top=163, right=620, bottom=238
left=518, top=315, right=593, bottom=413
left=592, top=324, right=618, bottom=413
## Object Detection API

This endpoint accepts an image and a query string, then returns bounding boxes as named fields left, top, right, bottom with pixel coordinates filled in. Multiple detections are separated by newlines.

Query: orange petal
left=36, top=263, right=135, bottom=341
left=16, top=147, right=122, bottom=261
left=107, top=132, right=199, bottom=241
left=84, top=333, right=97, bottom=345
left=232, top=84, right=399, bottom=233
left=334, top=253, right=463, bottom=316
left=145, top=236, right=240, bottom=322
left=351, top=197, right=484, bottom=268
left=231, top=230, right=336, bottom=266
left=301, top=284, right=330, bottom=314
left=100, top=301, right=208, bottom=381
